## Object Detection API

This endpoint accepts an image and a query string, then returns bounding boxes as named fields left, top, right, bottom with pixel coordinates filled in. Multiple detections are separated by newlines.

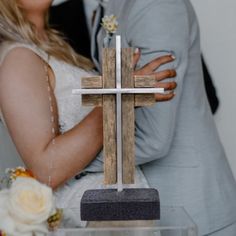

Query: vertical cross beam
left=102, top=48, right=117, bottom=185
left=121, top=48, right=135, bottom=184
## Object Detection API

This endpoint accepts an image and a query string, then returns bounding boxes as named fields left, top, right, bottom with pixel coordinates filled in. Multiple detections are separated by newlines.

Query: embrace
left=0, top=0, right=236, bottom=236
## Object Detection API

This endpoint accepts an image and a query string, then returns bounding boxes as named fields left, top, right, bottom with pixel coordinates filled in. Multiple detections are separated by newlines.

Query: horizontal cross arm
left=72, top=88, right=164, bottom=95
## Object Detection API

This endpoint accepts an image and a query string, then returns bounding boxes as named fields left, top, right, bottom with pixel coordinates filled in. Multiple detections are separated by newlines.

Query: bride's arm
left=0, top=47, right=103, bottom=189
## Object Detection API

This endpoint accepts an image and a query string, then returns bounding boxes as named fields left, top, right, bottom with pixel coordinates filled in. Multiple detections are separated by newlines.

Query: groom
left=50, top=0, right=236, bottom=235
left=90, top=0, right=236, bottom=235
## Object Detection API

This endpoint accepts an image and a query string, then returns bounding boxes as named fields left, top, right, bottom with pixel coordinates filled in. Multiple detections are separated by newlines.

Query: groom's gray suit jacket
left=88, top=0, right=236, bottom=234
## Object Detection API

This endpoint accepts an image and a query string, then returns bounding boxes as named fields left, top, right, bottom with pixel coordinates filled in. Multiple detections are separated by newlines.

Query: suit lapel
left=105, top=0, right=134, bottom=48
left=91, top=4, right=104, bottom=71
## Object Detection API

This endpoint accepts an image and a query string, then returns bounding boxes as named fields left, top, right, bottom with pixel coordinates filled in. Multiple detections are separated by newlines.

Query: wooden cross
left=73, top=36, right=163, bottom=190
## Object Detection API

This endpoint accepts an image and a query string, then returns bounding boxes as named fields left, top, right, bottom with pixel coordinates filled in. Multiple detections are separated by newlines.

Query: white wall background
left=190, top=0, right=236, bottom=179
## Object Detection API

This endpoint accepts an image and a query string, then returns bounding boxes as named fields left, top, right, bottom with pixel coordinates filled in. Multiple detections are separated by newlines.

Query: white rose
left=0, top=177, right=55, bottom=236
left=9, top=177, right=55, bottom=224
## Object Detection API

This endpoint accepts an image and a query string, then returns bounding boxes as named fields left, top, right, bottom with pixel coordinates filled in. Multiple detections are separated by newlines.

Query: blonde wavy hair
left=0, top=0, right=94, bottom=70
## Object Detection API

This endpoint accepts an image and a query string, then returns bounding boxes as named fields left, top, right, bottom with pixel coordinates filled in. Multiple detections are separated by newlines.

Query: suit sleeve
left=127, top=0, right=190, bottom=164
left=85, top=0, right=190, bottom=172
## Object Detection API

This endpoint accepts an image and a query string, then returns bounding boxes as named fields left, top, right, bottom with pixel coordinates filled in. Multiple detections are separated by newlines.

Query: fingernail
left=171, top=54, right=176, bottom=60
left=135, top=48, right=139, bottom=54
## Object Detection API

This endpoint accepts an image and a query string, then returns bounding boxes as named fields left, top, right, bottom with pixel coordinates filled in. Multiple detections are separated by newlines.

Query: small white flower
left=101, top=15, right=118, bottom=47
left=101, top=15, right=118, bottom=34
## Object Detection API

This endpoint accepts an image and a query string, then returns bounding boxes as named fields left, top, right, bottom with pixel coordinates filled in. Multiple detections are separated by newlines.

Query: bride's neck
left=26, top=13, right=48, bottom=41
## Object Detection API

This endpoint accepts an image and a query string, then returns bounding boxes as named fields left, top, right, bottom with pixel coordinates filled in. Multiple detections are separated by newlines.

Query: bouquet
left=0, top=167, right=62, bottom=236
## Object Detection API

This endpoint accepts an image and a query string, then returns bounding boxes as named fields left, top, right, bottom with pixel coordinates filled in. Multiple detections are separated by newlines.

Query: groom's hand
left=133, top=51, right=177, bottom=102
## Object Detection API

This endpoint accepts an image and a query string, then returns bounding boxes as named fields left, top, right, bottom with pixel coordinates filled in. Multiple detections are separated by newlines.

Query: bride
left=0, top=0, right=176, bottom=227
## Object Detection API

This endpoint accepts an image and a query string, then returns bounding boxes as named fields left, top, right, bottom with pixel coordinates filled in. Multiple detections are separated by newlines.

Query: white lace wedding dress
left=0, top=42, right=150, bottom=230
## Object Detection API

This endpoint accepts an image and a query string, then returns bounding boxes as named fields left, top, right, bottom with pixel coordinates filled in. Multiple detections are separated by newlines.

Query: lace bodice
left=49, top=55, right=94, bottom=133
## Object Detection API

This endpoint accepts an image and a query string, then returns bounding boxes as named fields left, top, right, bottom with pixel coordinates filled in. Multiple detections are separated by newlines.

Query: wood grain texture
left=81, top=76, right=103, bottom=88
left=122, top=48, right=135, bottom=184
left=103, top=48, right=117, bottom=185
left=81, top=94, right=155, bottom=107
left=134, top=75, right=156, bottom=106
left=135, top=94, right=155, bottom=107
left=82, top=95, right=102, bottom=107
left=81, top=76, right=103, bottom=107
left=134, top=75, right=156, bottom=88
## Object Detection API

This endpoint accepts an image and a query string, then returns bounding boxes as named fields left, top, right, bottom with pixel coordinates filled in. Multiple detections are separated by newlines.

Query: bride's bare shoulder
left=0, top=42, right=46, bottom=70
left=0, top=44, right=48, bottom=108
left=0, top=43, right=45, bottom=82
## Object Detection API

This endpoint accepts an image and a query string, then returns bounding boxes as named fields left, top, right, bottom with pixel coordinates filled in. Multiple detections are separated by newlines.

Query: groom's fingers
left=136, top=55, right=175, bottom=75
left=154, top=91, right=175, bottom=102
left=133, top=48, right=141, bottom=68
left=151, top=54, right=175, bottom=70
left=153, top=69, right=176, bottom=81
left=155, top=81, right=177, bottom=91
